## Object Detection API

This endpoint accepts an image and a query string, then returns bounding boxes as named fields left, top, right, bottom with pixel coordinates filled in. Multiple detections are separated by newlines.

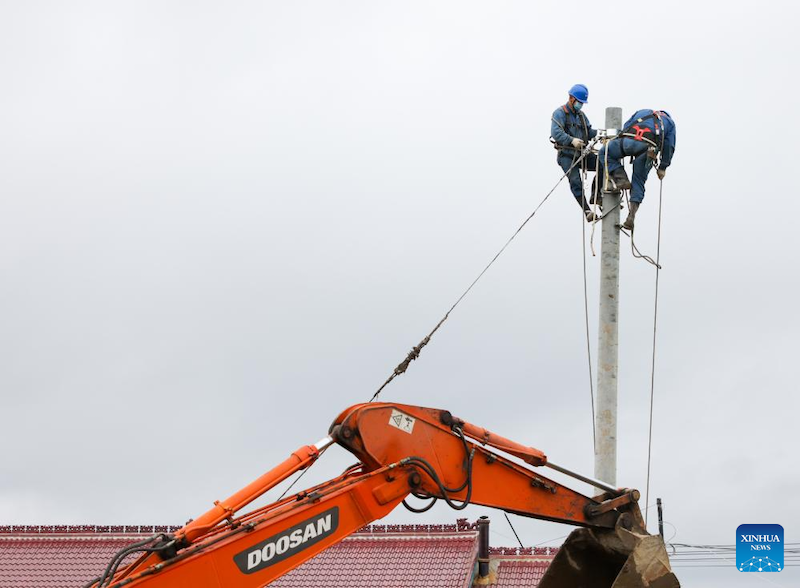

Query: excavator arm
left=93, top=403, right=677, bottom=588
left=330, top=403, right=636, bottom=529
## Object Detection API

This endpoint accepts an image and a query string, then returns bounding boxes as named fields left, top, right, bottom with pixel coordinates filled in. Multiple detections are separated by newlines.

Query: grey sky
left=1, top=1, right=799, bottom=586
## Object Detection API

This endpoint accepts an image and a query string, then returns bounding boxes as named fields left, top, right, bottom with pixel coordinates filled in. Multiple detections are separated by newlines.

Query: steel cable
left=504, top=513, right=525, bottom=549
left=370, top=141, right=600, bottom=401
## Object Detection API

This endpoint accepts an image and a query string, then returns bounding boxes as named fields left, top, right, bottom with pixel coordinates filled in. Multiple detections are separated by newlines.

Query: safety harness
left=620, top=110, right=666, bottom=153
left=551, top=104, right=590, bottom=155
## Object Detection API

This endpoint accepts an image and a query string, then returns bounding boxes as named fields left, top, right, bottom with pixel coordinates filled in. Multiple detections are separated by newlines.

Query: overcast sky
left=1, top=1, right=799, bottom=586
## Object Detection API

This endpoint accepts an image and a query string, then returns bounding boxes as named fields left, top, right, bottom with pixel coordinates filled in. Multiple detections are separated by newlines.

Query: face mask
left=573, top=101, right=583, bottom=111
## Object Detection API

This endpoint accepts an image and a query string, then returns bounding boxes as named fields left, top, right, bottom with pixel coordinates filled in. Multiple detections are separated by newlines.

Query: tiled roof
left=273, top=532, right=479, bottom=588
left=0, top=522, right=554, bottom=588
left=491, top=561, right=551, bottom=587
left=0, top=524, right=480, bottom=588
left=0, top=534, right=153, bottom=588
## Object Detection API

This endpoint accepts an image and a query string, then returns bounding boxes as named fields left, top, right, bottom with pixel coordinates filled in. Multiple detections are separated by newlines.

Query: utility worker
left=598, top=109, right=676, bottom=230
left=550, top=84, right=598, bottom=222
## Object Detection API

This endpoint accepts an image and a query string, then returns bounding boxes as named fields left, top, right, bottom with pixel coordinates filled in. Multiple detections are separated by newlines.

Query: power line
left=369, top=142, right=600, bottom=401
left=667, top=542, right=800, bottom=569
left=503, top=513, right=524, bottom=549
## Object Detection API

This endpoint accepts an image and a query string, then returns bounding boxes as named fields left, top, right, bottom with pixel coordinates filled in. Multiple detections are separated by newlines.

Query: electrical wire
left=94, top=135, right=672, bottom=587
left=276, top=442, right=332, bottom=501
left=503, top=512, right=525, bottom=549
left=668, top=541, right=799, bottom=578
left=533, top=533, right=569, bottom=547
left=644, top=178, right=664, bottom=526
left=490, top=528, right=527, bottom=546
left=619, top=167, right=661, bottom=269
left=580, top=181, right=596, bottom=451
left=370, top=141, right=600, bottom=401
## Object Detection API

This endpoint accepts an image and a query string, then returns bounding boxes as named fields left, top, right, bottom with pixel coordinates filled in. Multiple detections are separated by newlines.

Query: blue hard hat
left=569, top=84, right=589, bottom=103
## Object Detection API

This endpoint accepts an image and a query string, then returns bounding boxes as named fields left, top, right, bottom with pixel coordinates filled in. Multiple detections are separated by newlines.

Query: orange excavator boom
left=89, top=403, right=677, bottom=588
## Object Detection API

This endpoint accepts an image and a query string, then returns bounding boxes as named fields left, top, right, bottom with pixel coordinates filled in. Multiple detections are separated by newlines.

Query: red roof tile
left=0, top=526, right=480, bottom=588
left=491, top=560, right=550, bottom=587
left=0, top=535, right=148, bottom=588
left=273, top=533, right=479, bottom=588
left=0, top=523, right=553, bottom=588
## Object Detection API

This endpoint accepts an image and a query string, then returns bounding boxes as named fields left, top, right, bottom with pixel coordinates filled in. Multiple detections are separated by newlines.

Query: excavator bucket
left=538, top=525, right=680, bottom=588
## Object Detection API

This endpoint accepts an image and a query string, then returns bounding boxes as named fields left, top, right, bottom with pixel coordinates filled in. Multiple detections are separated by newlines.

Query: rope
left=370, top=140, right=599, bottom=401
left=587, top=137, right=621, bottom=251
left=589, top=183, right=599, bottom=256
left=619, top=158, right=662, bottom=268
left=619, top=200, right=659, bottom=267
left=573, top=140, right=600, bottom=453
left=580, top=189, right=596, bottom=449
left=589, top=136, right=611, bottom=256
left=644, top=178, right=664, bottom=526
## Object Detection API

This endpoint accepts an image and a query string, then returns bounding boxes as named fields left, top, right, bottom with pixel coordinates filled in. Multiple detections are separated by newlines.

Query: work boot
left=610, top=167, right=632, bottom=191
left=622, top=202, right=640, bottom=231
left=578, top=197, right=596, bottom=222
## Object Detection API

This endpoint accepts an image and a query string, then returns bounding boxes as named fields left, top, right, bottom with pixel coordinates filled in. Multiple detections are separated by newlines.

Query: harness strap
left=620, top=110, right=662, bottom=149
left=552, top=104, right=589, bottom=152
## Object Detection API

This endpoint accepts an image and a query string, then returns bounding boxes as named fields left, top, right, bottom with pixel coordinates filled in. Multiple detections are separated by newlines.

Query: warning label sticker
left=388, top=409, right=416, bottom=434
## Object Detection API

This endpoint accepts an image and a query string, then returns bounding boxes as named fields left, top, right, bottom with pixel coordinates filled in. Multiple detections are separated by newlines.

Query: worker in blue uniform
left=550, top=84, right=598, bottom=222
left=598, top=109, right=676, bottom=230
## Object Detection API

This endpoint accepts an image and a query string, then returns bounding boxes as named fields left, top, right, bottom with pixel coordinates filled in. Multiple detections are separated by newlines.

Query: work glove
left=571, top=137, right=585, bottom=149
left=657, top=168, right=666, bottom=180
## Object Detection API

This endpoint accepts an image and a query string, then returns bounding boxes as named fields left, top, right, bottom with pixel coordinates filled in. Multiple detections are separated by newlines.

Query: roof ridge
left=489, top=546, right=560, bottom=556
left=0, top=525, right=181, bottom=535
left=354, top=520, right=477, bottom=534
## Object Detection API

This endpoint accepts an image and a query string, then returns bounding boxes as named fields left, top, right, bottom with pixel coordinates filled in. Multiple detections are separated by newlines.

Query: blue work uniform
left=551, top=103, right=598, bottom=204
left=598, top=110, right=676, bottom=203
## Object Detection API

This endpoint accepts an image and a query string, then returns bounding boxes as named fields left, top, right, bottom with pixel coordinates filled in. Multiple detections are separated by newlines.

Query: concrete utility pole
left=594, top=106, right=623, bottom=489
